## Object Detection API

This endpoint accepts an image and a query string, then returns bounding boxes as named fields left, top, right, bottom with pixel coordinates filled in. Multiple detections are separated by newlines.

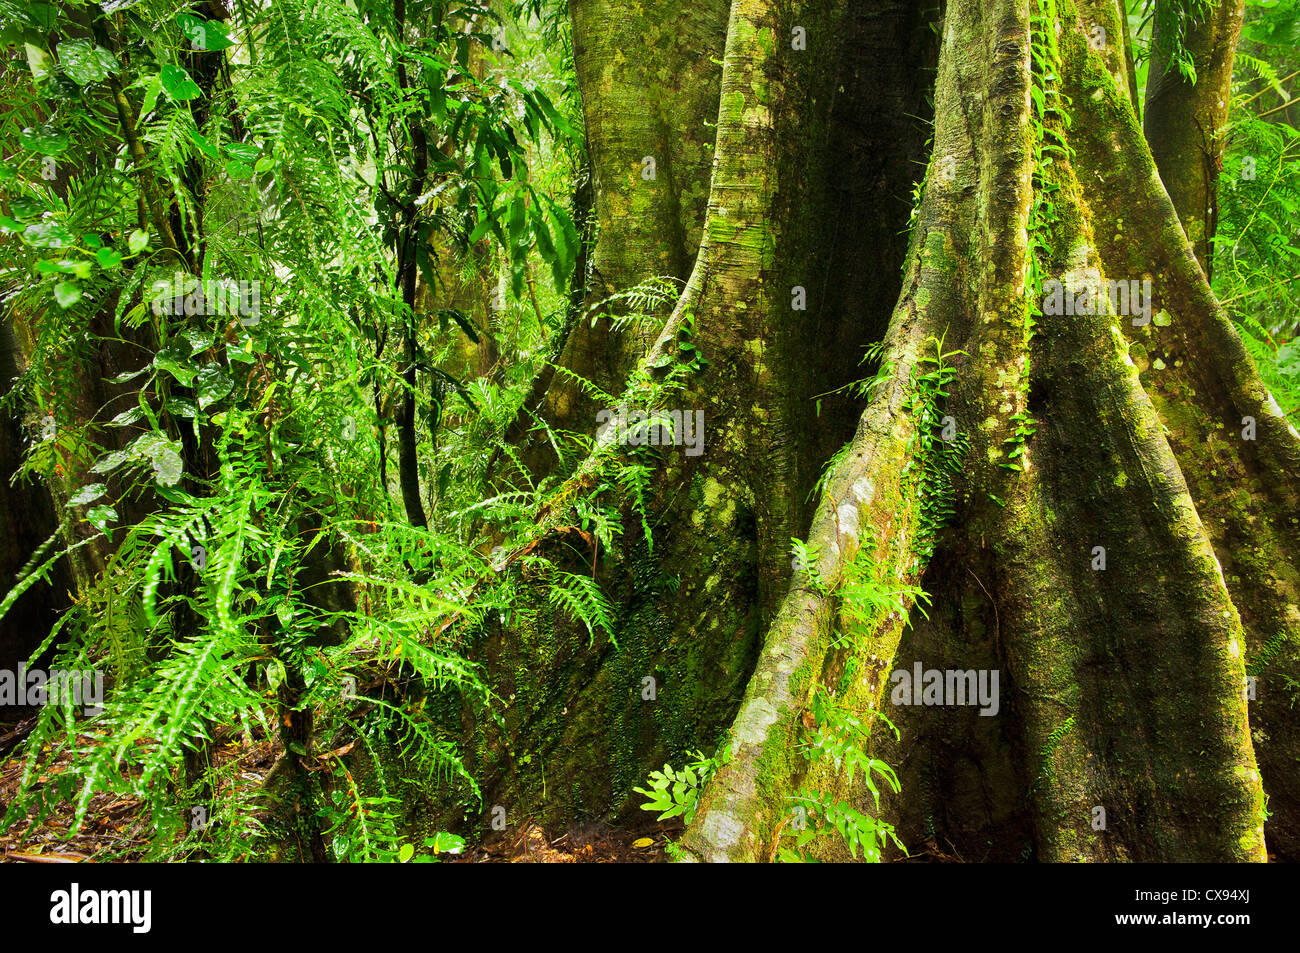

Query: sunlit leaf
left=161, top=64, right=202, bottom=100
left=58, top=39, right=117, bottom=85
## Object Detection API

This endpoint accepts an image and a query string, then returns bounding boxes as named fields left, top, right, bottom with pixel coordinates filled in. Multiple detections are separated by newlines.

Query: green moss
left=709, top=216, right=738, bottom=246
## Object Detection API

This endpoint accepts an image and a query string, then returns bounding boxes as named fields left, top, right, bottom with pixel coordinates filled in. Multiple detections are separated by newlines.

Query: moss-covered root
left=678, top=0, right=1007, bottom=863
left=995, top=244, right=1266, bottom=861
left=940, top=2, right=1263, bottom=862
left=674, top=321, right=935, bottom=863
left=1060, top=1, right=1300, bottom=858
left=683, top=0, right=1269, bottom=863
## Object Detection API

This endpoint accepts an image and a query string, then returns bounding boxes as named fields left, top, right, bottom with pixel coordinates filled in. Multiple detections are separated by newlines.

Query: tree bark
left=1070, top=0, right=1300, bottom=860
left=681, top=0, right=1285, bottom=862
left=0, top=317, right=75, bottom=671
left=526, top=0, right=728, bottom=448
left=1144, top=0, right=1246, bottom=280
left=460, top=0, right=939, bottom=829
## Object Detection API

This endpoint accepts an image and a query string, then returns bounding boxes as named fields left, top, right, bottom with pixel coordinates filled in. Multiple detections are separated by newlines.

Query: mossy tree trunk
left=681, top=0, right=1296, bottom=862
left=463, top=0, right=938, bottom=828
left=528, top=0, right=729, bottom=443
left=470, top=0, right=1298, bottom=861
left=1144, top=0, right=1245, bottom=280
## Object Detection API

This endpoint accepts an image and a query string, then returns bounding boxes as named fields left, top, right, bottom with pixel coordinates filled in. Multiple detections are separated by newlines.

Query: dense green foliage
left=0, top=0, right=606, bottom=861
left=1215, top=0, right=1300, bottom=417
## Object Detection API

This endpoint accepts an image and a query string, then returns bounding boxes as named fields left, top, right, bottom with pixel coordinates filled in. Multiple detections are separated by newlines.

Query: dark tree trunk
left=0, top=317, right=75, bottom=671
left=461, top=0, right=940, bottom=833
left=1144, top=0, right=1245, bottom=280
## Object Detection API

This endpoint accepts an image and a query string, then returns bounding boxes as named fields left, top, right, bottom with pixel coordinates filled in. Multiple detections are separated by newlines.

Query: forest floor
left=0, top=711, right=670, bottom=863
left=4, top=712, right=1287, bottom=863
left=453, top=819, right=671, bottom=863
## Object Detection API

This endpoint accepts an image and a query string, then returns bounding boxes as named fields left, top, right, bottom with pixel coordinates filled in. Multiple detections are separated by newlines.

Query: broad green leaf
left=544, top=198, right=578, bottom=276
left=9, top=197, right=43, bottom=220
left=90, top=448, right=129, bottom=474
left=166, top=396, right=199, bottom=418
left=467, top=214, right=494, bottom=243
left=177, top=13, right=235, bottom=51
left=532, top=208, right=557, bottom=265
left=222, top=142, right=259, bottom=161
left=185, top=329, right=217, bottom=354
left=130, top=433, right=185, bottom=484
left=161, top=64, right=202, bottom=101
left=188, top=128, right=220, bottom=159
left=96, top=247, right=123, bottom=269
left=128, top=229, right=149, bottom=254
left=108, top=366, right=151, bottom=384
left=59, top=39, right=117, bottom=85
left=195, top=365, right=233, bottom=408
left=24, top=43, right=51, bottom=80
left=426, top=833, right=463, bottom=855
left=154, top=347, right=198, bottom=386
left=68, top=484, right=106, bottom=507
left=152, top=446, right=183, bottom=485
left=23, top=222, right=75, bottom=248
left=22, top=4, right=57, bottom=30
left=508, top=196, right=526, bottom=245
left=108, top=405, right=146, bottom=427
left=54, top=281, right=82, bottom=308
left=19, top=124, right=67, bottom=155
left=139, top=72, right=162, bottom=120
left=50, top=259, right=92, bottom=279
left=86, top=504, right=117, bottom=531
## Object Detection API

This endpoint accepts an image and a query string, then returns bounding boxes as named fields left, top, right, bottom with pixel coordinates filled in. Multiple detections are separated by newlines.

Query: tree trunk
left=526, top=0, right=729, bottom=447
left=676, top=0, right=1295, bottom=863
left=0, top=317, right=75, bottom=671
left=1144, top=0, right=1246, bottom=280
left=462, top=0, right=939, bottom=830
left=455, top=0, right=1300, bottom=862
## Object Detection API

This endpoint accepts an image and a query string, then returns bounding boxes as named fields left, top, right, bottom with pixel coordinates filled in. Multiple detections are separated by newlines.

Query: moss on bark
left=685, top=0, right=1273, bottom=863
left=464, top=0, right=939, bottom=833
